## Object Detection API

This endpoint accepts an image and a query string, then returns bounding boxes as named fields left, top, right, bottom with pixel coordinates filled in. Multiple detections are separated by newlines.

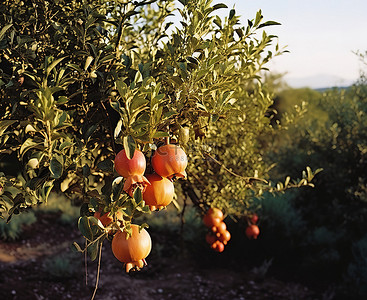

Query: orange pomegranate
left=250, top=213, right=259, bottom=224
left=246, top=224, right=260, bottom=239
left=94, top=211, right=123, bottom=228
left=114, top=149, right=150, bottom=195
left=211, top=240, right=225, bottom=253
left=111, top=225, right=152, bottom=272
left=203, top=208, right=224, bottom=228
left=94, top=211, right=113, bottom=227
left=217, top=230, right=231, bottom=245
left=151, top=144, right=187, bottom=179
left=143, top=174, right=174, bottom=211
left=215, top=221, right=227, bottom=234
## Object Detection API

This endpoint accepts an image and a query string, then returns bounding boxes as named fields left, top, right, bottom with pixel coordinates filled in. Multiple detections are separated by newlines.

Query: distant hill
left=285, top=73, right=355, bottom=90
left=314, top=86, right=351, bottom=93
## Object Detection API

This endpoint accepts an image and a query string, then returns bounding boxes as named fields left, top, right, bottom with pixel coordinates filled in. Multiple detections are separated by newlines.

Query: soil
left=0, top=213, right=331, bottom=300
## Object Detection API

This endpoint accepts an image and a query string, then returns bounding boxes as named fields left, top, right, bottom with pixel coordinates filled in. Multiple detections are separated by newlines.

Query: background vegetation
left=0, top=0, right=366, bottom=299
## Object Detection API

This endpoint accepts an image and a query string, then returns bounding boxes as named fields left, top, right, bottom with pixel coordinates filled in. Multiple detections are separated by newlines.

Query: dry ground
left=0, top=213, right=329, bottom=300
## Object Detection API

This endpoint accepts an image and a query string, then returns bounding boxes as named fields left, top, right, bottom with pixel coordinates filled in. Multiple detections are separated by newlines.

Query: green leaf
left=67, top=63, right=83, bottom=73
left=139, top=223, right=149, bottom=232
left=178, top=62, right=187, bottom=72
left=84, top=56, right=94, bottom=71
left=80, top=203, right=90, bottom=217
left=84, top=124, right=98, bottom=141
left=153, top=131, right=170, bottom=138
left=254, top=10, right=263, bottom=26
left=112, top=177, right=124, bottom=202
left=0, top=24, right=12, bottom=41
left=57, top=96, right=69, bottom=105
left=83, top=164, right=90, bottom=177
left=87, top=241, right=99, bottom=261
left=28, top=177, right=47, bottom=190
left=229, top=9, right=235, bottom=20
left=78, top=216, right=93, bottom=240
left=284, top=176, right=290, bottom=187
left=162, top=110, right=178, bottom=120
left=46, top=57, right=66, bottom=77
left=56, top=111, right=68, bottom=127
left=50, top=156, right=63, bottom=179
left=71, top=242, right=83, bottom=253
left=123, top=135, right=136, bottom=159
left=59, top=141, right=73, bottom=152
left=211, top=114, right=219, bottom=123
left=114, top=119, right=123, bottom=139
left=97, top=159, right=113, bottom=172
left=0, top=120, right=17, bottom=136
left=20, top=138, right=45, bottom=158
left=258, top=21, right=281, bottom=29
left=133, top=188, right=143, bottom=205
left=131, top=97, right=149, bottom=112
left=212, top=3, right=228, bottom=10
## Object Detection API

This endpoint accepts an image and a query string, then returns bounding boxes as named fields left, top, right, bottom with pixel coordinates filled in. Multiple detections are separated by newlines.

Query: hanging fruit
left=143, top=173, right=175, bottom=211
left=151, top=144, right=187, bottom=180
left=203, top=208, right=231, bottom=252
left=245, top=224, right=260, bottom=239
left=111, top=225, right=152, bottom=273
left=94, top=210, right=123, bottom=228
left=203, top=207, right=224, bottom=228
left=114, top=149, right=150, bottom=195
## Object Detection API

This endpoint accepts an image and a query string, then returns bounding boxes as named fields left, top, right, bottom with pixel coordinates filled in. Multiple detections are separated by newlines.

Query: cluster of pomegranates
left=114, top=144, right=187, bottom=211
left=203, top=208, right=231, bottom=252
left=245, top=213, right=260, bottom=239
left=96, top=143, right=188, bottom=272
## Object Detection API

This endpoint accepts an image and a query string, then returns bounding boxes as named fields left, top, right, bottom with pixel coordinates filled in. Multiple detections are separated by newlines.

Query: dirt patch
left=0, top=214, right=326, bottom=300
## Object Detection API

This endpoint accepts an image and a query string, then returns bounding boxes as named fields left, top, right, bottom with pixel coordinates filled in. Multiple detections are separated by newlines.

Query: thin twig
left=84, top=238, right=88, bottom=286
left=202, top=151, right=268, bottom=184
left=91, top=241, right=103, bottom=300
left=180, top=195, right=187, bottom=236
left=101, top=100, right=116, bottom=154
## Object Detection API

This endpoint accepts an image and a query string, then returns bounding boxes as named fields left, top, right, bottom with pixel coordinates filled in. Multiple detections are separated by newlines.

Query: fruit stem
left=142, top=258, right=147, bottom=266
left=84, top=238, right=88, bottom=286
left=90, top=241, right=103, bottom=300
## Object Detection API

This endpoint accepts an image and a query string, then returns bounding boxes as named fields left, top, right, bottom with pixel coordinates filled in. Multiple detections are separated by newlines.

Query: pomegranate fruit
left=114, top=149, right=150, bottom=195
left=250, top=213, right=259, bottom=224
left=246, top=224, right=260, bottom=239
left=142, top=173, right=174, bottom=211
left=203, top=208, right=224, bottom=228
left=211, top=240, right=225, bottom=252
left=217, top=230, right=231, bottom=244
left=151, top=144, right=187, bottom=179
left=94, top=210, right=122, bottom=228
left=111, top=225, right=152, bottom=272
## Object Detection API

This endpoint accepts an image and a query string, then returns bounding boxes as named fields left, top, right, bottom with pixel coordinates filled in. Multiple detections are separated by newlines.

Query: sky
left=210, top=0, right=367, bottom=88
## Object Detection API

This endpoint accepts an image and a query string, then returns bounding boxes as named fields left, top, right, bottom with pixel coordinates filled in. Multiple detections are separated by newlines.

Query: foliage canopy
left=0, top=0, right=318, bottom=265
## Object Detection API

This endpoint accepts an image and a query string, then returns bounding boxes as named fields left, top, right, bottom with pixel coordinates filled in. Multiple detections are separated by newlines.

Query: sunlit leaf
left=50, top=156, right=63, bottom=179
left=123, top=135, right=136, bottom=159
left=78, top=216, right=93, bottom=241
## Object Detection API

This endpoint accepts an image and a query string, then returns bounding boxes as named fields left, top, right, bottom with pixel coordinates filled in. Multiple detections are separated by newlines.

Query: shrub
left=42, top=251, right=82, bottom=279
left=0, top=211, right=36, bottom=240
left=345, top=234, right=367, bottom=297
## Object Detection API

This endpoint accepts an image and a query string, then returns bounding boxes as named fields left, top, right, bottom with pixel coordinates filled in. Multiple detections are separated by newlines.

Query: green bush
left=260, top=192, right=305, bottom=238
left=42, top=250, right=82, bottom=279
left=0, top=211, right=36, bottom=240
left=34, top=192, right=79, bottom=225
left=261, top=60, right=367, bottom=292
left=346, top=234, right=367, bottom=297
